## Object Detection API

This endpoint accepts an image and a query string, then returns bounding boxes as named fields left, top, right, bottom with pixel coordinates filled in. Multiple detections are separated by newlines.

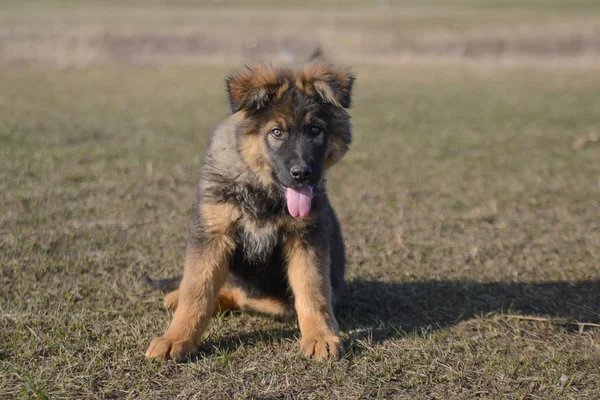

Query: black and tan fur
left=145, top=60, right=354, bottom=361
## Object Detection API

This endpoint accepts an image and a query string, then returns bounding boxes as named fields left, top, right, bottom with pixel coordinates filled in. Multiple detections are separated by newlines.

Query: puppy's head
left=226, top=61, right=354, bottom=217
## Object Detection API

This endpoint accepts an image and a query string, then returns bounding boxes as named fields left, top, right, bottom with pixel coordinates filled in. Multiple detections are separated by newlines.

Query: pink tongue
left=286, top=186, right=313, bottom=217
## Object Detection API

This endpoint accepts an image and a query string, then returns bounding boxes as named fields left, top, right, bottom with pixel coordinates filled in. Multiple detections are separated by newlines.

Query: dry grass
left=1, top=1, right=600, bottom=399
left=1, top=1, right=600, bottom=66
left=1, top=64, right=599, bottom=399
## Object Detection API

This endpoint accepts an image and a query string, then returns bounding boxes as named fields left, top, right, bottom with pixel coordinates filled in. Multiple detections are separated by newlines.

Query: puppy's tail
left=144, top=276, right=182, bottom=291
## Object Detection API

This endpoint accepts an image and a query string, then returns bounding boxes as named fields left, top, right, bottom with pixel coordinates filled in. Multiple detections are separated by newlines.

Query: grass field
left=1, top=1, right=600, bottom=399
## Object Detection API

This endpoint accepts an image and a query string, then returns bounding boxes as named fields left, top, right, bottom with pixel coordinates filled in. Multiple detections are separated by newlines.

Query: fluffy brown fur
left=146, top=60, right=354, bottom=361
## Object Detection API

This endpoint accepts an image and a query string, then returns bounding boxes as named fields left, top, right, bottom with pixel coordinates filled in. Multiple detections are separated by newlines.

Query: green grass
left=1, top=64, right=599, bottom=399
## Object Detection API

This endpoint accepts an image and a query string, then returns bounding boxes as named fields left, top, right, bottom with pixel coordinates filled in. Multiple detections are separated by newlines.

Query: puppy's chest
left=216, top=181, right=290, bottom=262
left=220, top=183, right=285, bottom=221
left=236, top=217, right=284, bottom=264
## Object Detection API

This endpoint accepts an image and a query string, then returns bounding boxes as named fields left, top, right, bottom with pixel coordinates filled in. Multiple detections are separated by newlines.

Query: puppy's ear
left=301, top=60, right=355, bottom=108
left=226, top=64, right=280, bottom=113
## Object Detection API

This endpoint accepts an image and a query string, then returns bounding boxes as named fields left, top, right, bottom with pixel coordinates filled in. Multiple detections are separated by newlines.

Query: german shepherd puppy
left=145, top=60, right=354, bottom=361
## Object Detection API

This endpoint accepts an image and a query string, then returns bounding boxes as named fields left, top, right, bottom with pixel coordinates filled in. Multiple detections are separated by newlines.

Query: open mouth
left=285, top=185, right=314, bottom=218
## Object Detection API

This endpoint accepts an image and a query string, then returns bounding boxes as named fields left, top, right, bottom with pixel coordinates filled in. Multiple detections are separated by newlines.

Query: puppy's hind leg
left=161, top=286, right=249, bottom=314
left=145, top=276, right=181, bottom=310
left=164, top=289, right=180, bottom=311
left=164, top=284, right=290, bottom=318
left=244, top=296, right=291, bottom=318
left=216, top=286, right=291, bottom=318
left=161, top=286, right=244, bottom=313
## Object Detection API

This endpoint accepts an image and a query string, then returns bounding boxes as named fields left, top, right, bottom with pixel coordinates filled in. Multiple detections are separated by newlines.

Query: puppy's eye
left=270, top=128, right=283, bottom=139
left=310, top=126, right=321, bottom=134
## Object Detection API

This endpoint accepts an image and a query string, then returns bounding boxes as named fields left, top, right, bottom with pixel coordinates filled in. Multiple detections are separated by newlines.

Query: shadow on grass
left=177, top=279, right=600, bottom=359
left=337, top=279, right=600, bottom=343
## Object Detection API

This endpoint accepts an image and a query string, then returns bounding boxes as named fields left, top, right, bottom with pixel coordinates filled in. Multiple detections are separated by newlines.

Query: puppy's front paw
left=145, top=336, right=197, bottom=361
left=300, top=334, right=343, bottom=360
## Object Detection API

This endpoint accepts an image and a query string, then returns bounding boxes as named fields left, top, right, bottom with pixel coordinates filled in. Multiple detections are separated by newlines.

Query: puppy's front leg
left=146, top=235, right=234, bottom=361
left=285, top=235, right=342, bottom=360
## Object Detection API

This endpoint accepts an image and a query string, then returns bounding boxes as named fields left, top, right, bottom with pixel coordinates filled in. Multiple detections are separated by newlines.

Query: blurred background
left=2, top=1, right=600, bottom=398
left=2, top=0, right=600, bottom=66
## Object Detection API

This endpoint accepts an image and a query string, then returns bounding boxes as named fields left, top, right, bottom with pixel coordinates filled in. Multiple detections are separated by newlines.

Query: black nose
left=290, top=165, right=312, bottom=181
